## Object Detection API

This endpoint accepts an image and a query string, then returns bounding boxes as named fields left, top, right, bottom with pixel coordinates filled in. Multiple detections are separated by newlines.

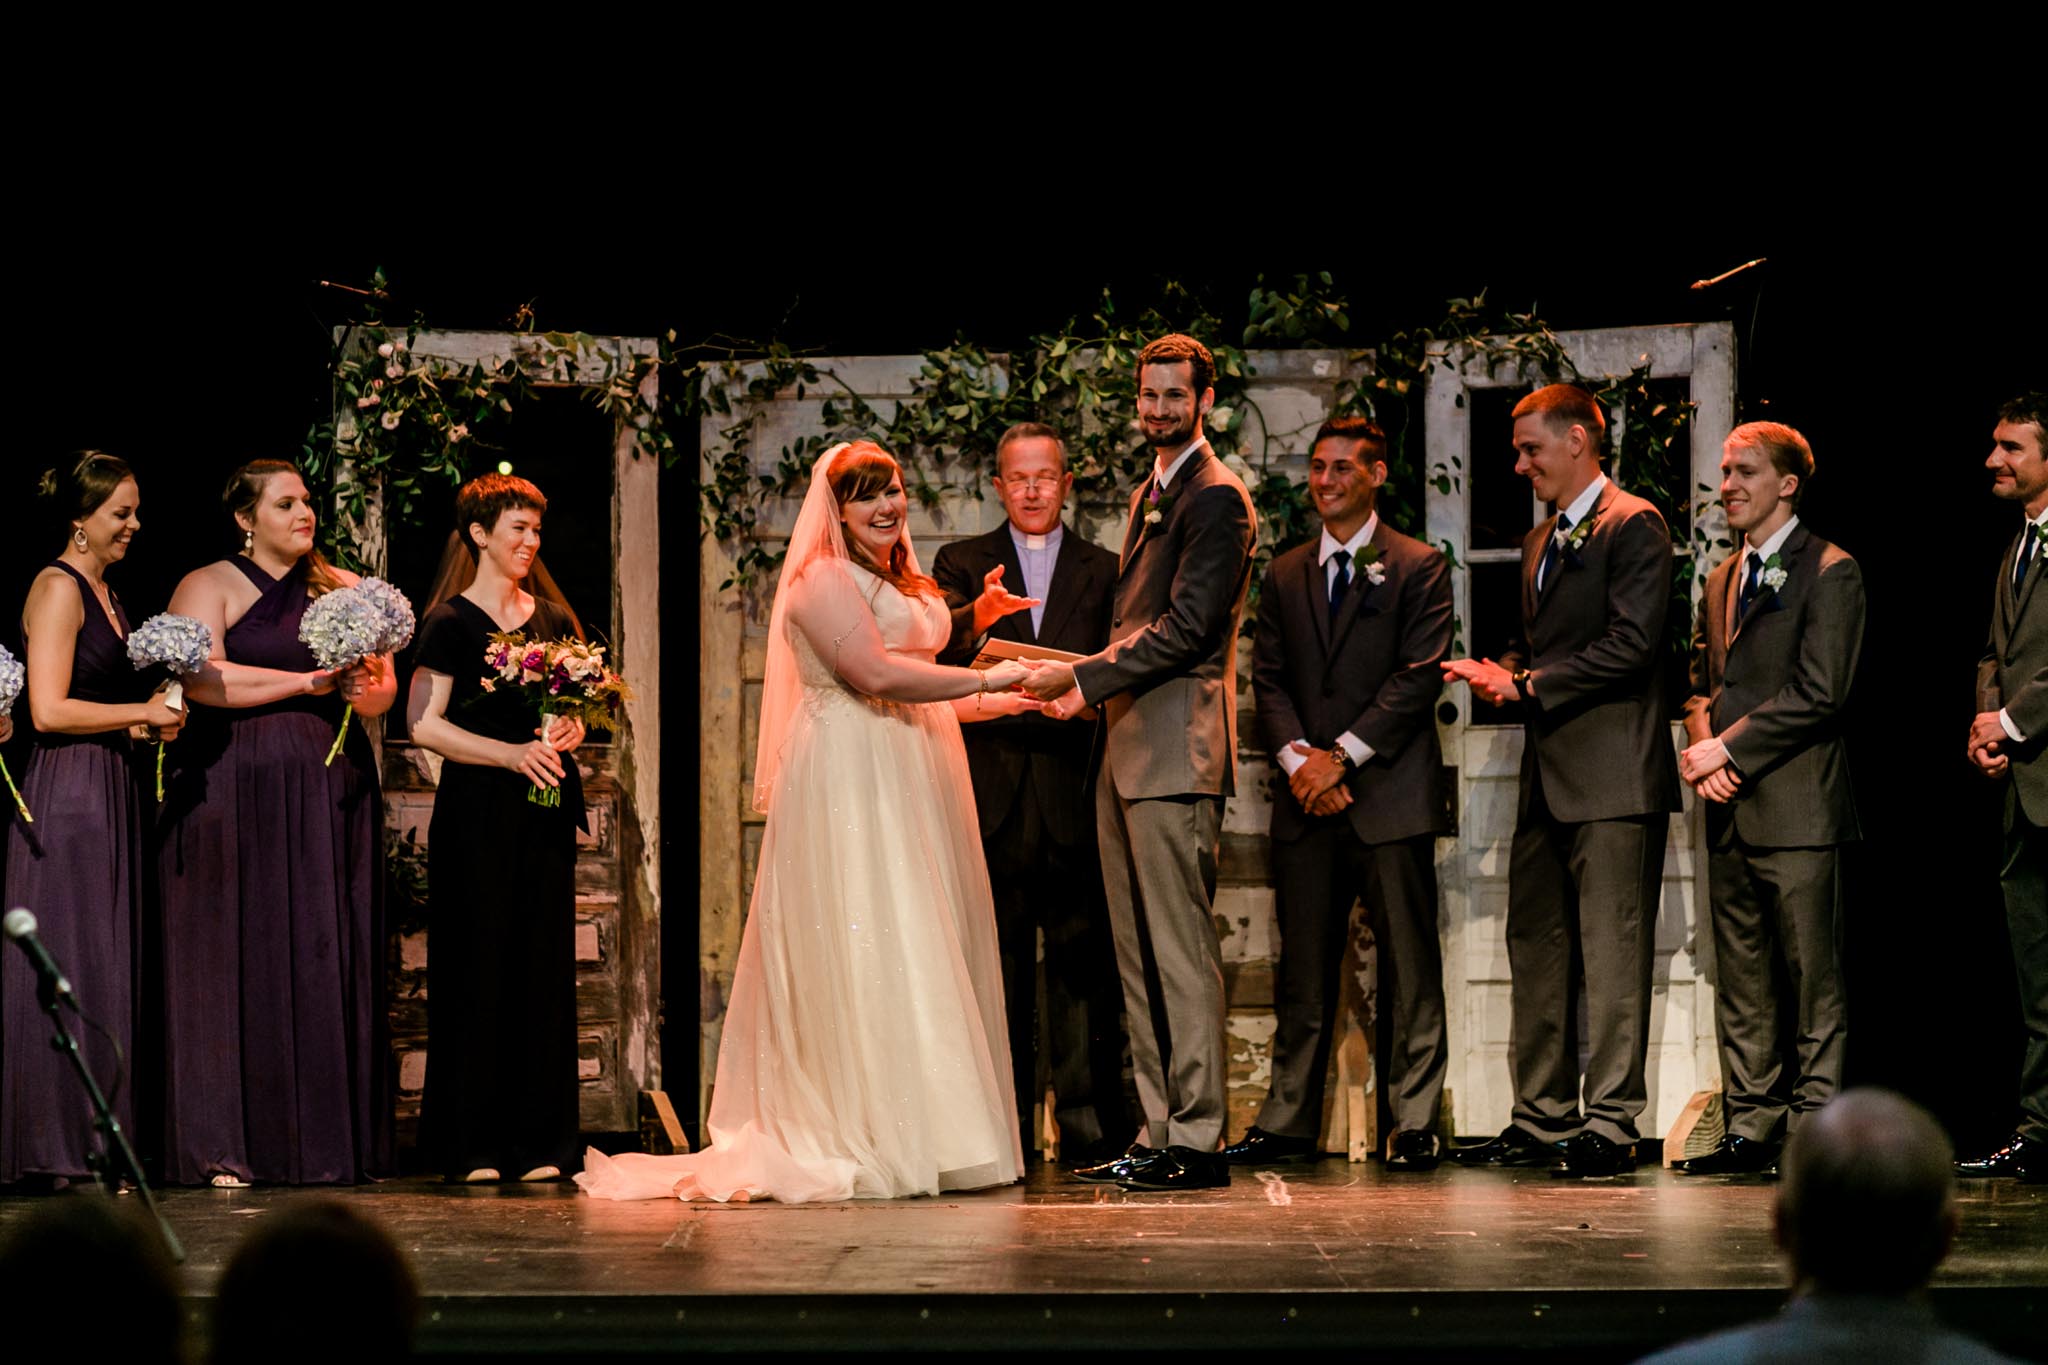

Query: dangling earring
left=72, top=527, right=88, bottom=551
left=243, top=529, right=254, bottom=554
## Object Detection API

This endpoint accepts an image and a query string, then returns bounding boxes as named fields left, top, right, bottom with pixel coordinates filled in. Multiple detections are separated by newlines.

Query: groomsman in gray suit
left=1228, top=415, right=1453, bottom=1171
left=1676, top=422, right=1864, bottom=1175
left=1021, top=333, right=1257, bottom=1191
left=1958, top=391, right=2048, bottom=1183
left=1443, top=383, right=1681, bottom=1177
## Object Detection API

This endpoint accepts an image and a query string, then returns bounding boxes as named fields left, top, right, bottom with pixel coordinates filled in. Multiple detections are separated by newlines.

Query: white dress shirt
left=1699, top=514, right=1802, bottom=772
left=2001, top=505, right=2048, bottom=742
left=1278, top=514, right=1380, bottom=777
left=1154, top=437, right=1206, bottom=490
left=1536, top=473, right=1609, bottom=593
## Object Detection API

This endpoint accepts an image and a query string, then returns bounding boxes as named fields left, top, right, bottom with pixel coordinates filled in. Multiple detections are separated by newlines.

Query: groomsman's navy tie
left=2017, top=523, right=2040, bottom=595
left=1739, top=551, right=1764, bottom=618
left=1537, top=515, right=1569, bottom=592
left=1328, top=549, right=1352, bottom=626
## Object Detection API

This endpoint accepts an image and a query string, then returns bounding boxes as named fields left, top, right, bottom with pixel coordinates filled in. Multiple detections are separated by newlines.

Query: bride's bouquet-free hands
left=299, top=578, right=417, bottom=766
left=0, top=644, right=29, bottom=822
left=126, top=613, right=213, bottom=801
left=479, top=633, right=631, bottom=808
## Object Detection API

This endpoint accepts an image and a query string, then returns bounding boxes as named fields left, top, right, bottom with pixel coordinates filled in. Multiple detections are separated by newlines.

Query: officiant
left=937, top=421, right=1129, bottom=1165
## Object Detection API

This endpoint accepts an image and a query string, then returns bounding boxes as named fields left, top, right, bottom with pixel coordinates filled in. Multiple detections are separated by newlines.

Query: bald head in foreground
left=1638, top=1088, right=2015, bottom=1363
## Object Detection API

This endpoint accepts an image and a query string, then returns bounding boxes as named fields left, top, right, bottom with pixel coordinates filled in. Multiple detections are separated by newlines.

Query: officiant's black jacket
left=935, top=523, right=1118, bottom=843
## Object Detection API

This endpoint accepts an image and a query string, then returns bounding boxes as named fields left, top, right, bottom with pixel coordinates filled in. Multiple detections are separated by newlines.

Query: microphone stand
left=36, top=976, right=184, bottom=1263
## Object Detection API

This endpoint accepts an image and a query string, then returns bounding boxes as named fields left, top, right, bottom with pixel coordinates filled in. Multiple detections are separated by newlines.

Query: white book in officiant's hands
left=969, top=638, right=1084, bottom=671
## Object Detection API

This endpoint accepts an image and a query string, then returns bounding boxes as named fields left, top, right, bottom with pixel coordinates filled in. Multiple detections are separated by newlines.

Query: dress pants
left=1259, top=826, right=1445, bottom=1140
left=1706, top=840, right=1846, bottom=1141
left=1095, top=751, right=1226, bottom=1152
left=1507, top=777, right=1668, bottom=1147
left=982, top=780, right=1128, bottom=1151
left=2003, top=799, right=2048, bottom=1141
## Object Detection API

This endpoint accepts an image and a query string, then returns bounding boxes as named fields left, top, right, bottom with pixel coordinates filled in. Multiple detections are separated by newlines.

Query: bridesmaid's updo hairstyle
left=827, top=442, right=939, bottom=599
left=423, top=472, right=583, bottom=638
left=223, top=459, right=345, bottom=596
left=38, top=450, right=133, bottom=538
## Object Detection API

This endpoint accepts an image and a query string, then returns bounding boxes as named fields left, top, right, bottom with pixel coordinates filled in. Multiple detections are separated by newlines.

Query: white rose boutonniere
left=1559, top=513, right=1598, bottom=556
left=1760, top=553, right=1788, bottom=594
left=1358, top=544, right=1387, bottom=586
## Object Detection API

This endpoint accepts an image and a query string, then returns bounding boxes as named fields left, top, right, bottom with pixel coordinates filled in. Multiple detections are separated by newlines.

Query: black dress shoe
left=1955, top=1132, right=2044, bottom=1180
left=1222, top=1127, right=1318, bottom=1166
left=1674, top=1134, right=1780, bottom=1175
left=1450, top=1126, right=1567, bottom=1168
left=1551, top=1131, right=1637, bottom=1178
left=1117, top=1145, right=1230, bottom=1191
left=1072, top=1144, right=1161, bottom=1184
left=1383, top=1129, right=1441, bottom=1171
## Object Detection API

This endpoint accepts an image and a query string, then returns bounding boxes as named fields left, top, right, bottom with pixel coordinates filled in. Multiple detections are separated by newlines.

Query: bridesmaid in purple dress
left=156, top=459, right=395, bottom=1186
left=2, top=452, right=185, bottom=1187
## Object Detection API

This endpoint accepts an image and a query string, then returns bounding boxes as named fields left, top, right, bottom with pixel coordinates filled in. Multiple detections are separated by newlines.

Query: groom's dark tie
left=2016, top=522, right=2040, bottom=595
left=1738, top=551, right=1764, bottom=619
left=1327, top=550, right=1351, bottom=627
left=1536, top=514, right=1569, bottom=592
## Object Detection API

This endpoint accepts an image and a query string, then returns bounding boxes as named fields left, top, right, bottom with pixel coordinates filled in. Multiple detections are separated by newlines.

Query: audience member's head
left=1776, top=1088, right=1958, bottom=1296
left=0, top=1195, right=185, bottom=1364
left=211, top=1200, right=419, bottom=1364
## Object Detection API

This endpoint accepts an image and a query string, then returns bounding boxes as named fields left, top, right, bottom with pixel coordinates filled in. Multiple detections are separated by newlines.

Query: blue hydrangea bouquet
left=126, top=613, right=214, bottom=801
left=298, top=577, right=416, bottom=765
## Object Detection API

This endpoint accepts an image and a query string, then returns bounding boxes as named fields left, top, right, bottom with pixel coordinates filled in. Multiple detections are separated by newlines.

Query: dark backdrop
left=4, top=157, right=2042, bottom=1151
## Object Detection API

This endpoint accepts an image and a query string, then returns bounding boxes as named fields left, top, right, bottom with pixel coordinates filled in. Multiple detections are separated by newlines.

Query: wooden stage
left=8, top=1160, right=2044, bottom=1360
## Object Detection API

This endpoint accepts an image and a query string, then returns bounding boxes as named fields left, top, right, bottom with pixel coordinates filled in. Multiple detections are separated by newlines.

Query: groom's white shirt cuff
left=1277, top=732, right=1372, bottom=775
left=2001, top=708, right=2025, bottom=743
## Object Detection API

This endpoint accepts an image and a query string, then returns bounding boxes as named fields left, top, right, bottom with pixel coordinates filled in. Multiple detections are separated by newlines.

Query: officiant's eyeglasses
left=1002, top=476, right=1062, bottom=492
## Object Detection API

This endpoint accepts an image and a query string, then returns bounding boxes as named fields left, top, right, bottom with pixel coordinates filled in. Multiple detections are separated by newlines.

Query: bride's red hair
left=828, top=442, right=939, bottom=599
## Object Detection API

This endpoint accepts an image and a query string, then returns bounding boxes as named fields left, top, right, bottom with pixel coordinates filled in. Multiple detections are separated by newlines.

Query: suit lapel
left=1522, top=522, right=1547, bottom=622
left=1707, top=555, right=1734, bottom=677
left=1034, top=529, right=1083, bottom=644
left=1304, top=545, right=1333, bottom=655
left=1327, top=524, right=1386, bottom=656
left=1120, top=443, right=1210, bottom=579
left=2013, top=525, right=2044, bottom=622
left=1730, top=522, right=1806, bottom=648
left=1117, top=478, right=1151, bottom=574
left=989, top=530, right=1034, bottom=644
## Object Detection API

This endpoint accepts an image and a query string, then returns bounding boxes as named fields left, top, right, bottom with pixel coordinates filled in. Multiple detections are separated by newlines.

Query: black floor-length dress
left=413, top=595, right=583, bottom=1176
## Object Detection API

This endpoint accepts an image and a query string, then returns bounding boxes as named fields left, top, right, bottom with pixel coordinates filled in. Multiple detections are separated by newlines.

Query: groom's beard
left=1146, top=413, right=1199, bottom=453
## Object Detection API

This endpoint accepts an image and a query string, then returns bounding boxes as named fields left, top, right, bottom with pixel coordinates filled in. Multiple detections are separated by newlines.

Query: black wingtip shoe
left=1117, top=1145, right=1230, bottom=1191
left=1222, top=1127, right=1319, bottom=1166
left=1550, top=1131, right=1637, bottom=1178
left=1450, top=1126, right=1567, bottom=1168
left=1383, top=1129, right=1442, bottom=1171
left=1071, top=1143, right=1161, bottom=1184
left=1674, top=1134, right=1780, bottom=1176
left=1955, top=1132, right=2045, bottom=1181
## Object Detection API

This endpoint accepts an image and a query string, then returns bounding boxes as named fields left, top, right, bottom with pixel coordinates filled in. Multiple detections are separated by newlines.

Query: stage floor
left=8, top=1160, right=2044, bottom=1359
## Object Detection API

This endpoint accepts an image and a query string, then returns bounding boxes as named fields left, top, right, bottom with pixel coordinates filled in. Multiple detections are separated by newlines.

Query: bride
left=578, top=441, right=1040, bottom=1203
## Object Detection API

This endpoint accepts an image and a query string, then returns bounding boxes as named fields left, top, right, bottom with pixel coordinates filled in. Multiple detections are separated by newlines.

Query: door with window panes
left=1422, top=323, right=1736, bottom=1141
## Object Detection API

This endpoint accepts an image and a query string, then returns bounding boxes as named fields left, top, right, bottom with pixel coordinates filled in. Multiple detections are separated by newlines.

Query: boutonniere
left=1557, top=512, right=1598, bottom=557
left=1358, top=544, right=1387, bottom=586
left=1143, top=481, right=1177, bottom=526
left=1759, top=553, right=1787, bottom=594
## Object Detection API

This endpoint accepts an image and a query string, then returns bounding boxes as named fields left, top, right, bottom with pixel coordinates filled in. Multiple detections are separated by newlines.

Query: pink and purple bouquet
left=126, top=612, right=214, bottom=801
left=480, top=632, right=630, bottom=808
left=299, top=577, right=416, bottom=765
left=0, top=643, right=29, bottom=823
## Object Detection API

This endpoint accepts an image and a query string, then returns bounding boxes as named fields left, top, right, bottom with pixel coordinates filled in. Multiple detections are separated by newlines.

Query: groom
left=1022, top=333, right=1257, bottom=1191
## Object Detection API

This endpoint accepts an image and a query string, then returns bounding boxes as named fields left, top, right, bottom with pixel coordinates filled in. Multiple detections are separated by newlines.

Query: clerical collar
left=1011, top=522, right=1064, bottom=553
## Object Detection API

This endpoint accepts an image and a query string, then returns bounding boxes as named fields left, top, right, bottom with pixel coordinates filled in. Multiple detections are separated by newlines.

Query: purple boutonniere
left=1143, top=481, right=1178, bottom=526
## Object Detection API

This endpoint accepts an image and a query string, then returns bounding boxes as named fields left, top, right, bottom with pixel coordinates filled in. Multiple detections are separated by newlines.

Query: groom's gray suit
left=1071, top=442, right=1256, bottom=1151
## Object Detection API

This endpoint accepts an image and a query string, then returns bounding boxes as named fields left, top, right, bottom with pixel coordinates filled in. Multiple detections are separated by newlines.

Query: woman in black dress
left=156, top=459, right=394, bottom=1186
left=2, top=452, right=184, bottom=1186
left=406, top=474, right=586, bottom=1182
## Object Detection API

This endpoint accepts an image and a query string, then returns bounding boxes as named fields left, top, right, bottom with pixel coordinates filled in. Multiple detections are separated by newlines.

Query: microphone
left=3, top=908, right=73, bottom=1003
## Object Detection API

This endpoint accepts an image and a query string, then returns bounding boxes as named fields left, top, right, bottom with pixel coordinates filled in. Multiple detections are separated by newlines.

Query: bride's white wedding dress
left=577, top=560, right=1021, bottom=1203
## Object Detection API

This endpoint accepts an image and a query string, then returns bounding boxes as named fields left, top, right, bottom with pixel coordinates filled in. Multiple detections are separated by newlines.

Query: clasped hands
left=1679, top=734, right=1742, bottom=804
left=1016, top=660, right=1088, bottom=720
left=1440, top=657, right=1522, bottom=706
left=1968, top=711, right=2011, bottom=777
left=1286, top=741, right=1354, bottom=817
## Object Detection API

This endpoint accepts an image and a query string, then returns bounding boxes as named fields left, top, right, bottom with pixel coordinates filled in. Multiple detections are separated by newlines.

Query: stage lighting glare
left=497, top=461, right=514, bottom=475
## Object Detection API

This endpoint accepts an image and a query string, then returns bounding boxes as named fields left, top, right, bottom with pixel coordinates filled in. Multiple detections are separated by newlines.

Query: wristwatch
left=1327, top=745, right=1353, bottom=770
left=1510, top=667, right=1533, bottom=696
